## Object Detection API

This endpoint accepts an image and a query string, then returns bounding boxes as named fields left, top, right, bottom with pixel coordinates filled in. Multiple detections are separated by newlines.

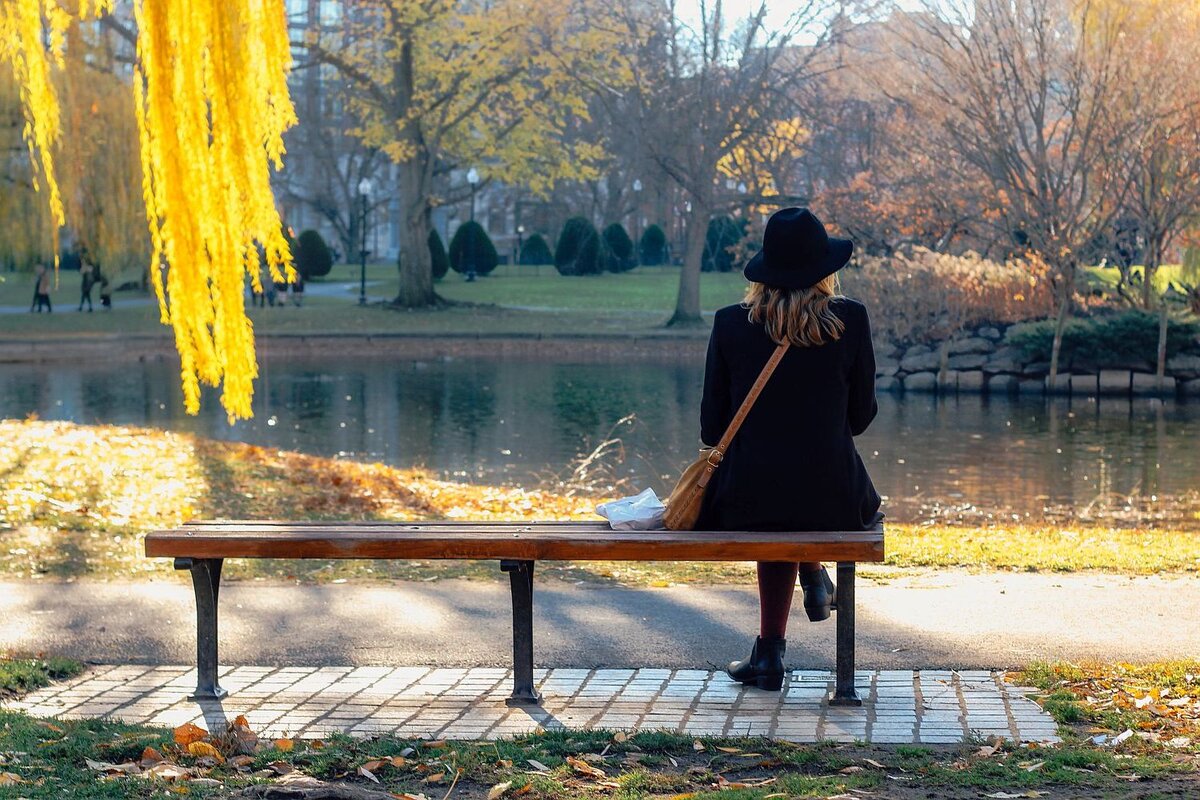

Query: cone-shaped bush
left=555, top=217, right=602, bottom=276
left=519, top=233, right=553, bottom=265
left=575, top=225, right=607, bottom=276
left=428, top=228, right=450, bottom=280
left=296, top=229, right=333, bottom=278
left=449, top=220, right=498, bottom=276
left=639, top=224, right=668, bottom=266
left=602, top=223, right=636, bottom=272
left=702, top=215, right=743, bottom=273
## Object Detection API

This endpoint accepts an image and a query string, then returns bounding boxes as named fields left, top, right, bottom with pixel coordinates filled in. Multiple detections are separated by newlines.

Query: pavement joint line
left=862, top=670, right=879, bottom=742
left=912, top=670, right=925, bottom=745
left=952, top=670, right=970, bottom=741
left=629, top=668, right=673, bottom=732
left=994, top=671, right=1023, bottom=742
left=307, top=666, right=432, bottom=737
left=385, top=667, right=471, bottom=739
left=430, top=670, right=510, bottom=740
left=573, top=669, right=640, bottom=731
left=675, top=669, right=718, bottom=736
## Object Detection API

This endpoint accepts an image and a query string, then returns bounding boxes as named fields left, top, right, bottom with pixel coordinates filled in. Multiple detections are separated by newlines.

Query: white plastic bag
left=595, top=488, right=666, bottom=531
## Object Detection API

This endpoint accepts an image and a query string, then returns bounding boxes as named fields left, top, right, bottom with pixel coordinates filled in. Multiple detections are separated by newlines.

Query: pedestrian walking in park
left=697, top=208, right=881, bottom=691
left=97, top=270, right=112, bottom=310
left=78, top=258, right=95, bottom=312
left=291, top=273, right=304, bottom=306
left=30, top=263, right=52, bottom=312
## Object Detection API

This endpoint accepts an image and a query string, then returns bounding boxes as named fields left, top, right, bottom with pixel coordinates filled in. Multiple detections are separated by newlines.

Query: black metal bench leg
left=500, top=559, right=541, bottom=706
left=830, top=561, right=862, bottom=706
left=175, top=557, right=227, bottom=700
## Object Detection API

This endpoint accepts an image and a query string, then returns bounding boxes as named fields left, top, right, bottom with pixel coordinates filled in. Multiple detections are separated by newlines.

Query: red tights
left=757, top=561, right=821, bottom=639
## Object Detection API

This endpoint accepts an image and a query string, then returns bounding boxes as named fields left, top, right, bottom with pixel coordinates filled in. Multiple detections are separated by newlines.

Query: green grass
left=0, top=657, right=83, bottom=698
left=1084, top=263, right=1189, bottom=296
left=0, top=711, right=1192, bottom=799
left=0, top=263, right=746, bottom=339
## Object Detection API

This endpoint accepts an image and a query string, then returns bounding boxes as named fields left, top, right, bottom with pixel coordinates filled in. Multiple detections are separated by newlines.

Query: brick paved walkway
left=9, top=666, right=1060, bottom=745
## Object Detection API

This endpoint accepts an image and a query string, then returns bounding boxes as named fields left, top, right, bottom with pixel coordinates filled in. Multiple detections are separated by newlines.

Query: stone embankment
left=877, top=324, right=1200, bottom=398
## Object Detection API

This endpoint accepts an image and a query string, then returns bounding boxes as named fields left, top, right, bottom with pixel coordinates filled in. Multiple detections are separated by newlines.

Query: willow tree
left=304, top=0, right=621, bottom=308
left=1, top=0, right=295, bottom=421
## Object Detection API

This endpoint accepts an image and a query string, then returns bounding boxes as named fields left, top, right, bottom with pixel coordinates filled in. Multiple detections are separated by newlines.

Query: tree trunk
left=668, top=202, right=708, bottom=326
left=393, top=157, right=437, bottom=308
left=1046, top=265, right=1075, bottom=394
left=1142, top=260, right=1157, bottom=310
left=1155, top=294, right=1169, bottom=394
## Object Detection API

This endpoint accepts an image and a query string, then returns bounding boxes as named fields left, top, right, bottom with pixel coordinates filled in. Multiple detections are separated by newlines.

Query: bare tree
left=898, top=0, right=1136, bottom=389
left=606, top=0, right=840, bottom=326
left=1115, top=4, right=1200, bottom=385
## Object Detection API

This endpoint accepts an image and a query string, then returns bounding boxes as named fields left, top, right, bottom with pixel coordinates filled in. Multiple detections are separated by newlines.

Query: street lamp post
left=465, top=168, right=480, bottom=281
left=632, top=178, right=643, bottom=265
left=357, top=177, right=373, bottom=306
left=516, top=224, right=525, bottom=269
left=467, top=167, right=480, bottom=222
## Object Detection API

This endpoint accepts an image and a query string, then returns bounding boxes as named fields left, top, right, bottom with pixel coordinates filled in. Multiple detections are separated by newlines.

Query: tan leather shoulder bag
left=663, top=342, right=789, bottom=530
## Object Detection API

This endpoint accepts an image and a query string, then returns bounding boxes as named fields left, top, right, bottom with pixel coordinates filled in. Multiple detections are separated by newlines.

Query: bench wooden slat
left=145, top=521, right=884, bottom=562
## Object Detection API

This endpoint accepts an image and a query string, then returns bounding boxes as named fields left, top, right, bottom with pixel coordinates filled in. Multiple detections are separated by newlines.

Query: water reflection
left=2, top=357, right=1195, bottom=525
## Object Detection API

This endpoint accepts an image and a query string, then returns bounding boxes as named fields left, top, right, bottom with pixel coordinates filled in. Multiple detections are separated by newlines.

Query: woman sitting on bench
left=696, top=207, right=883, bottom=691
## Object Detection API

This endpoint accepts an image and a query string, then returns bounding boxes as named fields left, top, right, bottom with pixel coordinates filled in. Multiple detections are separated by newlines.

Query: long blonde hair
left=742, top=273, right=845, bottom=347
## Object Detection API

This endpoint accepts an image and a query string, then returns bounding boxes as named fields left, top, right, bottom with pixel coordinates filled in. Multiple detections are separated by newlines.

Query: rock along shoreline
left=4, top=327, right=1199, bottom=399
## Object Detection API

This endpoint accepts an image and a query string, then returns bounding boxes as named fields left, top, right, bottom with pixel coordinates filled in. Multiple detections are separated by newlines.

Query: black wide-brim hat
left=744, top=207, right=853, bottom=290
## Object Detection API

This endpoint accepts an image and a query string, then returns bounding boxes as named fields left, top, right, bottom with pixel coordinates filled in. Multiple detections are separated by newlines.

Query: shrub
left=428, top=228, right=450, bottom=280
left=639, top=224, right=668, bottom=266
left=1006, top=311, right=1200, bottom=367
left=448, top=220, right=498, bottom=276
left=844, top=248, right=1056, bottom=346
left=601, top=223, right=636, bottom=272
left=519, top=233, right=553, bottom=265
left=702, top=215, right=743, bottom=272
left=296, top=229, right=333, bottom=279
left=555, top=217, right=604, bottom=276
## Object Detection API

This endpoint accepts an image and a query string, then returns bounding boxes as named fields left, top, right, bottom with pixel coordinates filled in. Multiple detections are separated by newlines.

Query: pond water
left=3, top=357, right=1197, bottom=526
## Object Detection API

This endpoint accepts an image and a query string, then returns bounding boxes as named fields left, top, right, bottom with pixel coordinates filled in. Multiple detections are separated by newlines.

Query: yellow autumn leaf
left=186, top=741, right=225, bottom=763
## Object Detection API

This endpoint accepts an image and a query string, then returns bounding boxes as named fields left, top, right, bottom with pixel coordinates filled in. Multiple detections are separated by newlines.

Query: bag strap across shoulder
left=711, top=342, right=789, bottom=462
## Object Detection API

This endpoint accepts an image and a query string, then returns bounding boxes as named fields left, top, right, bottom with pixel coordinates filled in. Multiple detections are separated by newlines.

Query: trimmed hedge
left=702, top=215, right=743, bottom=273
left=428, top=228, right=450, bottom=280
left=296, top=229, right=333, bottom=278
left=1007, top=311, right=1200, bottom=366
left=555, top=217, right=605, bottom=276
left=639, top=224, right=668, bottom=266
left=519, top=233, right=553, bottom=265
left=602, top=223, right=636, bottom=272
left=449, top=221, right=498, bottom=275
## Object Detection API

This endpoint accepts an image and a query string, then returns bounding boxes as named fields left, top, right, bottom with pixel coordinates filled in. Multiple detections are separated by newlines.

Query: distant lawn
left=0, top=263, right=745, bottom=338
left=1083, top=263, right=1188, bottom=295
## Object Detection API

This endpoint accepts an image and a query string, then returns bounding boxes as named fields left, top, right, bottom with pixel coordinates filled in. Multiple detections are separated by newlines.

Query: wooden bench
left=144, top=521, right=884, bottom=707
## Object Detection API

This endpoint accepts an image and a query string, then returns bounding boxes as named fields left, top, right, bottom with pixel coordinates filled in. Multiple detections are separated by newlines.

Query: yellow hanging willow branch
left=1, top=0, right=296, bottom=422
left=0, top=0, right=73, bottom=263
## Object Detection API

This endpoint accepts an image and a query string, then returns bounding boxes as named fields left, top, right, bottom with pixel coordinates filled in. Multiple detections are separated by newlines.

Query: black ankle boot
left=727, top=636, right=786, bottom=691
left=798, top=566, right=836, bottom=622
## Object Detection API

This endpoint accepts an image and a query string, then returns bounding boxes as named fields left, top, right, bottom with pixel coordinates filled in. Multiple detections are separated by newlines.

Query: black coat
left=695, top=298, right=882, bottom=532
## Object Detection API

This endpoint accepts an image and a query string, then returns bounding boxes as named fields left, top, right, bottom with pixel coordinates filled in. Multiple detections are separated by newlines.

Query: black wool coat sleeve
left=695, top=298, right=882, bottom=532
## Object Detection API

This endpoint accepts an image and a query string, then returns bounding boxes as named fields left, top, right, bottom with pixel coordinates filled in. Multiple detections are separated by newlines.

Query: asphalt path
left=1, top=569, right=1195, bottom=669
